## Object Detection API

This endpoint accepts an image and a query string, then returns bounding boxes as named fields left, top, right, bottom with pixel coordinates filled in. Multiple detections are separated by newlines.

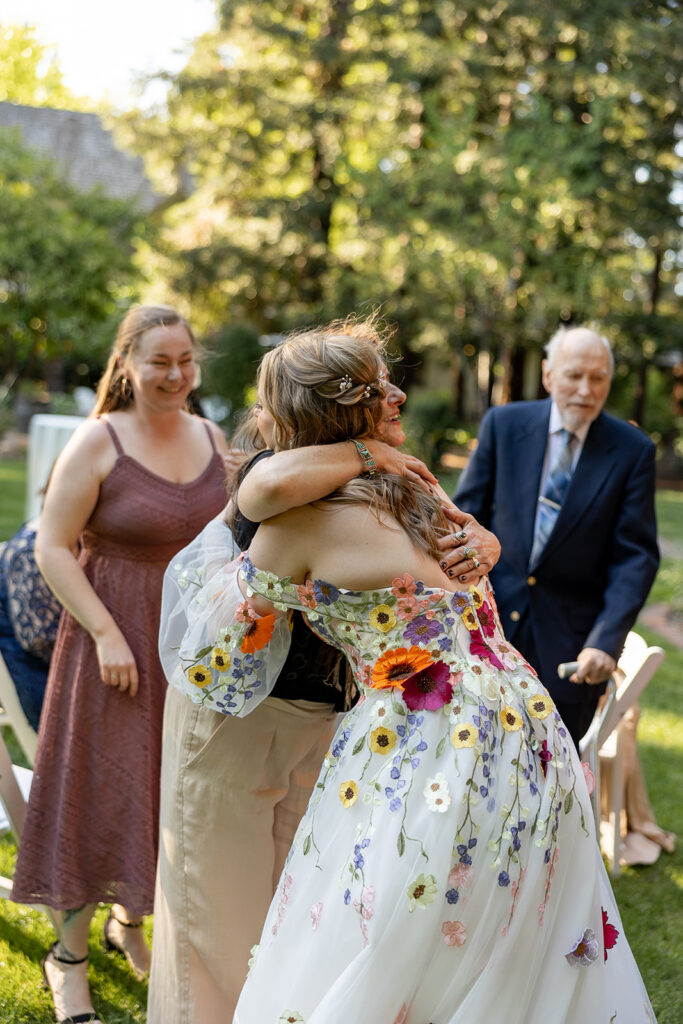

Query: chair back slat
left=596, top=647, right=665, bottom=747
left=0, top=652, right=38, bottom=765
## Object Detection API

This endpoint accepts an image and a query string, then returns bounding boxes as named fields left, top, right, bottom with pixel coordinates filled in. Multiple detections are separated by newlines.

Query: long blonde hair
left=92, top=305, right=196, bottom=415
left=259, top=315, right=448, bottom=558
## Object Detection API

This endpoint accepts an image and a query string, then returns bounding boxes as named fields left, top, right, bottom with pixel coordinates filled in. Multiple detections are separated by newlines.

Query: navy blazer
left=454, top=399, right=660, bottom=702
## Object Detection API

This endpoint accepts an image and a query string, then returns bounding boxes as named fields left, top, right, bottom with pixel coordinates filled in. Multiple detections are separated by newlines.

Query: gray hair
left=544, top=325, right=614, bottom=375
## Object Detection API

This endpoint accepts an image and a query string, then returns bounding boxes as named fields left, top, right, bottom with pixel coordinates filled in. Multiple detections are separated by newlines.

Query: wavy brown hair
left=92, top=305, right=197, bottom=415
left=258, top=314, right=448, bottom=559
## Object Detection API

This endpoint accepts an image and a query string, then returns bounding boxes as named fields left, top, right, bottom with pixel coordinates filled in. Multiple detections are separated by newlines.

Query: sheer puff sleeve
left=159, top=515, right=293, bottom=716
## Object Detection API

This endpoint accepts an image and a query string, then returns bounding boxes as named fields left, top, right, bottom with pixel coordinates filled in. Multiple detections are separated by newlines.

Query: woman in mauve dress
left=11, top=306, right=228, bottom=1024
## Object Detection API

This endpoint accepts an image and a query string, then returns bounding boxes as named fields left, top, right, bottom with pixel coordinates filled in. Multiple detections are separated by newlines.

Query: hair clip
left=362, top=376, right=383, bottom=398
left=337, top=374, right=353, bottom=393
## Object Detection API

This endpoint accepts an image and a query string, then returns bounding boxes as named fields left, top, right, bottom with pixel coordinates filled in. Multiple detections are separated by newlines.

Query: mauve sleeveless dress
left=11, top=419, right=227, bottom=915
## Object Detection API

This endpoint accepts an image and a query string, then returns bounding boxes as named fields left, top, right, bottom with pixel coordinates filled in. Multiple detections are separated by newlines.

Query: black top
left=234, top=451, right=356, bottom=712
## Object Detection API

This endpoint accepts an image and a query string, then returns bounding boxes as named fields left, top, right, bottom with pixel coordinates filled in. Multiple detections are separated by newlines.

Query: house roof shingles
left=0, top=101, right=160, bottom=212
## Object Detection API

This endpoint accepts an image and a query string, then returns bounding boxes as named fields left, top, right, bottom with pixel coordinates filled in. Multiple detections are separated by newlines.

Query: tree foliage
left=0, top=24, right=77, bottom=108
left=0, top=130, right=141, bottom=382
left=8, top=6, right=682, bottom=450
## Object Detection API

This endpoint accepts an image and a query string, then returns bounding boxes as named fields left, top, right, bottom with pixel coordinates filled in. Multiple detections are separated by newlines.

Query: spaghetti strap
left=98, top=416, right=124, bottom=456
left=201, top=419, right=217, bottom=453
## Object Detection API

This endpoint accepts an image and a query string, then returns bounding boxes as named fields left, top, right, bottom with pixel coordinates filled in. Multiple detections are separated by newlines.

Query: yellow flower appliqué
left=469, top=586, right=484, bottom=609
left=187, top=664, right=211, bottom=688
left=462, top=607, right=479, bottom=632
left=451, top=723, right=477, bottom=748
left=339, top=780, right=359, bottom=807
left=370, top=726, right=397, bottom=754
left=210, top=646, right=231, bottom=672
left=406, top=873, right=438, bottom=912
left=527, top=694, right=554, bottom=719
left=369, top=604, right=398, bottom=633
left=501, top=705, right=523, bottom=731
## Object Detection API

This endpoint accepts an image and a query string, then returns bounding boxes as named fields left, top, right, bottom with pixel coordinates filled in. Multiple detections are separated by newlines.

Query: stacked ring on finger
left=463, top=547, right=478, bottom=561
left=471, top=556, right=481, bottom=569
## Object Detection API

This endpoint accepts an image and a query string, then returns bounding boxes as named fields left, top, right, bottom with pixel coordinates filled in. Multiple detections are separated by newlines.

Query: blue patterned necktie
left=530, top=429, right=578, bottom=566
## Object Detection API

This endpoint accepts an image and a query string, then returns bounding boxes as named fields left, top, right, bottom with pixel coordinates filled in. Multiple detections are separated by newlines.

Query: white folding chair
left=0, top=650, right=38, bottom=766
left=0, top=651, right=37, bottom=897
left=579, top=630, right=665, bottom=875
left=0, top=654, right=58, bottom=925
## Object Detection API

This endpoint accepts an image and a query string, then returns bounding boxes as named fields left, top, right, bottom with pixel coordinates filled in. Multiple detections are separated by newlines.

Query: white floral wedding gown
left=160, top=516, right=656, bottom=1024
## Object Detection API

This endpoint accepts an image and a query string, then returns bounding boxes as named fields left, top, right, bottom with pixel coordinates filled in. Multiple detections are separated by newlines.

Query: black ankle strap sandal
left=40, top=942, right=102, bottom=1024
left=102, top=910, right=149, bottom=981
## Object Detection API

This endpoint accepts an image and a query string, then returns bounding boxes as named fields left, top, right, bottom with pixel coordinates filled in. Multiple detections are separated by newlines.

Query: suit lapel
left=512, top=402, right=550, bottom=561
left=535, top=413, right=616, bottom=565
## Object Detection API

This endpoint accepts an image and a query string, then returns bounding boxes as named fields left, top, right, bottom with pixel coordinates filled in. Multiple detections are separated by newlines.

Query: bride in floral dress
left=160, top=318, right=656, bottom=1024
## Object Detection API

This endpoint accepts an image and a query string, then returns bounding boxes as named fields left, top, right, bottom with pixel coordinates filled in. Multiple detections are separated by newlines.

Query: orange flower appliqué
left=370, top=646, right=435, bottom=691
left=240, top=614, right=276, bottom=653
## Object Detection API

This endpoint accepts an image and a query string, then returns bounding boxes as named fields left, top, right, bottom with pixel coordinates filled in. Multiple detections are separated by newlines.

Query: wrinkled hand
left=570, top=647, right=616, bottom=685
left=94, top=627, right=139, bottom=696
left=436, top=506, right=501, bottom=584
left=364, top=440, right=438, bottom=492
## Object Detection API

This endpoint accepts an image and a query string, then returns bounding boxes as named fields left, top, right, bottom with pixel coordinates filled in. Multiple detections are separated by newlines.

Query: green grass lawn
left=0, top=456, right=681, bottom=1021
left=0, top=459, right=28, bottom=540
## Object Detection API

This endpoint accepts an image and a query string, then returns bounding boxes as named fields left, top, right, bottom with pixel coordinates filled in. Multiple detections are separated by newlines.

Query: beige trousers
left=147, top=687, right=338, bottom=1024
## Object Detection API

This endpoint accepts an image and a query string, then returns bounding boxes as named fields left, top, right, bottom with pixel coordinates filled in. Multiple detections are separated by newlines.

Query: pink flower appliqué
left=401, top=660, right=453, bottom=711
left=582, top=761, right=595, bottom=795
left=353, top=884, right=375, bottom=947
left=392, top=1004, right=409, bottom=1024
left=310, top=901, right=323, bottom=930
left=391, top=574, right=417, bottom=599
left=447, top=864, right=472, bottom=888
left=602, top=907, right=619, bottom=960
left=396, top=595, right=419, bottom=620
left=272, top=874, right=293, bottom=936
left=235, top=600, right=256, bottom=623
left=296, top=580, right=318, bottom=609
left=469, top=629, right=505, bottom=670
left=476, top=601, right=496, bottom=638
left=539, top=740, right=552, bottom=777
left=442, top=920, right=467, bottom=947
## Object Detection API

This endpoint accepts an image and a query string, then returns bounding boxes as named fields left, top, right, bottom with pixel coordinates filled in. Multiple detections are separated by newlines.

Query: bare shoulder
left=55, top=417, right=118, bottom=478
left=248, top=503, right=329, bottom=579
left=201, top=417, right=229, bottom=454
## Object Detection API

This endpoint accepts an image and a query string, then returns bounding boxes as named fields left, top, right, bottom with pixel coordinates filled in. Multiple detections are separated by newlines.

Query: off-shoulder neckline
left=241, top=553, right=469, bottom=600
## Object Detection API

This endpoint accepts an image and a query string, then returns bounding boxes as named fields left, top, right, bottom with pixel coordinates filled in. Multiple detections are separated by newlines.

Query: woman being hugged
left=162, top=318, right=655, bottom=1024
left=12, top=306, right=229, bottom=1024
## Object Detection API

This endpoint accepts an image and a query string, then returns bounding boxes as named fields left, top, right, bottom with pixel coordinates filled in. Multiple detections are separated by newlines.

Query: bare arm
left=35, top=421, right=140, bottom=695
left=237, top=439, right=437, bottom=522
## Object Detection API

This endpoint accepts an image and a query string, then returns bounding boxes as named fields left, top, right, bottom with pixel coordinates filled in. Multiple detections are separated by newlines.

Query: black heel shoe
left=40, top=942, right=102, bottom=1024
left=102, top=910, right=150, bottom=981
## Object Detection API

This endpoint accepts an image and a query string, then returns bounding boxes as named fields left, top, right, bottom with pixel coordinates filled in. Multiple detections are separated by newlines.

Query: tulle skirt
left=235, top=687, right=655, bottom=1024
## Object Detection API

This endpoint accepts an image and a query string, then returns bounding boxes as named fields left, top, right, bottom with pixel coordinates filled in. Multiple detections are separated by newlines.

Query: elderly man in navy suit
left=449, top=326, right=660, bottom=748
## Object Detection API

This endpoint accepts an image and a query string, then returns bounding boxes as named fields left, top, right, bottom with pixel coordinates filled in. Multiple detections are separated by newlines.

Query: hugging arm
left=237, top=440, right=437, bottom=522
